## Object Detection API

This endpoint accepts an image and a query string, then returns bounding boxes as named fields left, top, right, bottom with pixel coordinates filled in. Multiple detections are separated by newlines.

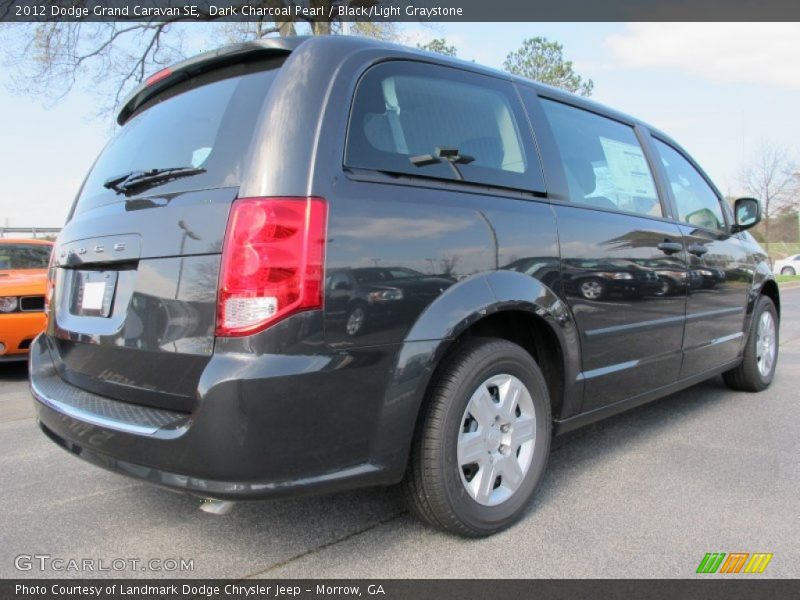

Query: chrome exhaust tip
left=199, top=499, right=235, bottom=515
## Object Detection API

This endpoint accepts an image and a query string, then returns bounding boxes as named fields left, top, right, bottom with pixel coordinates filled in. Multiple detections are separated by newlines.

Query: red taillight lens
left=216, top=197, right=327, bottom=337
left=145, top=67, right=172, bottom=87
left=44, top=246, right=56, bottom=317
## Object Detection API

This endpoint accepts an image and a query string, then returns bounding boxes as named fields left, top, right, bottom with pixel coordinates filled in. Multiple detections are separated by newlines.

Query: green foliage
left=775, top=274, right=800, bottom=283
left=504, top=36, right=593, bottom=96
left=417, top=38, right=458, bottom=57
left=749, top=207, right=800, bottom=245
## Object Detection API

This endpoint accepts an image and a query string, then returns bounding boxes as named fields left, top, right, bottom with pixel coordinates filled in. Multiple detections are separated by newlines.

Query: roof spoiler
left=116, top=36, right=308, bottom=125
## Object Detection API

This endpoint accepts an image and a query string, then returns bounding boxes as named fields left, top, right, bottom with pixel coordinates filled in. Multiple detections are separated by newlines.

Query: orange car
left=0, top=239, right=53, bottom=362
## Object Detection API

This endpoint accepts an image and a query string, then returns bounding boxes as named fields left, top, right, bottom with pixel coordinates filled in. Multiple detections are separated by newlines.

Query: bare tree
left=4, top=22, right=190, bottom=116
left=439, top=255, right=460, bottom=279
left=739, top=143, right=798, bottom=253
left=2, top=4, right=396, bottom=117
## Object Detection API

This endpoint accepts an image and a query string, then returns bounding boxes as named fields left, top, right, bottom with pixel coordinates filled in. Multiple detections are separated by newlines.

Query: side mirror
left=732, top=197, right=761, bottom=232
left=332, top=281, right=351, bottom=291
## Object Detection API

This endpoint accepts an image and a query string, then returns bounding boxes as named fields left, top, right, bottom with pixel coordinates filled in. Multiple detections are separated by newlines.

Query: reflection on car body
left=695, top=265, right=726, bottom=289
left=631, top=257, right=696, bottom=296
left=501, top=257, right=561, bottom=290
left=327, top=267, right=455, bottom=336
left=562, top=258, right=661, bottom=301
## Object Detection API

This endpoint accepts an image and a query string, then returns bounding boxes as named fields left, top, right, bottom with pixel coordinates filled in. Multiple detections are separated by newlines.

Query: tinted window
left=540, top=99, right=662, bottom=217
left=386, top=268, right=423, bottom=279
left=653, top=140, right=725, bottom=231
left=74, top=61, right=282, bottom=215
left=0, top=244, right=52, bottom=270
left=328, top=272, right=352, bottom=289
left=346, top=62, right=542, bottom=191
left=352, top=268, right=387, bottom=284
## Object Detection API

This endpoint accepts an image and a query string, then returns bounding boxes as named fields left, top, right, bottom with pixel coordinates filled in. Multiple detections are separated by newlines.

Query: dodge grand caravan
left=30, top=36, right=779, bottom=537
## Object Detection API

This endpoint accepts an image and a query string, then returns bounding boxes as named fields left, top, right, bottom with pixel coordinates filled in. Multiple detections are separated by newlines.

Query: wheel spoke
left=497, top=377, right=521, bottom=421
left=458, top=431, right=486, bottom=466
left=474, top=461, right=497, bottom=504
left=511, top=416, right=536, bottom=448
left=467, top=385, right=496, bottom=428
left=498, top=456, right=524, bottom=490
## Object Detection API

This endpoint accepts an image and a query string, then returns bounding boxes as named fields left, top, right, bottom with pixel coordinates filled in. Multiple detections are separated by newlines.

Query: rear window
left=0, top=244, right=52, bottom=270
left=345, top=61, right=543, bottom=192
left=74, top=61, right=282, bottom=215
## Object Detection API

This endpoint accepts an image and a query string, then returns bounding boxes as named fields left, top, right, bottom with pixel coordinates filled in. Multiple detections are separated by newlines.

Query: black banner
left=3, top=0, right=800, bottom=22
left=3, top=579, right=800, bottom=600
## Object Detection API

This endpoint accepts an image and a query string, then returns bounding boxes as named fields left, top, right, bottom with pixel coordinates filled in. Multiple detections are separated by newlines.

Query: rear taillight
left=44, top=246, right=56, bottom=317
left=216, top=197, right=327, bottom=337
left=145, top=67, right=172, bottom=86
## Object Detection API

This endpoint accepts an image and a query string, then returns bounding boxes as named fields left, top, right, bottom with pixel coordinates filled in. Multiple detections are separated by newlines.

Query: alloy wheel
left=580, top=280, right=604, bottom=300
left=346, top=307, right=365, bottom=336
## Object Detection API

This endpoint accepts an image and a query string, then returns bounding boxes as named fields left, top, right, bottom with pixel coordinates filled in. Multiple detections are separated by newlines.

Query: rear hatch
left=48, top=53, right=285, bottom=414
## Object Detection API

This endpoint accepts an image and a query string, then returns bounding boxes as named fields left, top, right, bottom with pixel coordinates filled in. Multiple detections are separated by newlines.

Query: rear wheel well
left=442, top=311, right=565, bottom=419
left=761, top=279, right=780, bottom=318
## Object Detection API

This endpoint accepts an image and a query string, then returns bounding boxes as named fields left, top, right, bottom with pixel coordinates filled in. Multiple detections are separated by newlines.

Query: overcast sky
left=2, top=22, right=799, bottom=228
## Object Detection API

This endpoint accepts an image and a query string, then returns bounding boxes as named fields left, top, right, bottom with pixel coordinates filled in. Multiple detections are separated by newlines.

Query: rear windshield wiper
left=103, top=166, right=206, bottom=194
left=409, top=147, right=474, bottom=181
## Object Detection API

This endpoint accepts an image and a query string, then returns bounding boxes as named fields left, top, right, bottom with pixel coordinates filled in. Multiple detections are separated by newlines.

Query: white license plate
left=81, top=281, right=107, bottom=310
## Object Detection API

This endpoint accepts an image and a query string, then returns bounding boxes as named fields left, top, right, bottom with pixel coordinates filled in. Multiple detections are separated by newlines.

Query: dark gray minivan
left=30, top=36, right=779, bottom=536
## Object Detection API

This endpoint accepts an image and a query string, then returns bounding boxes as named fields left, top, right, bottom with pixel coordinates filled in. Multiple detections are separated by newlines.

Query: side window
left=345, top=62, right=543, bottom=191
left=653, top=139, right=725, bottom=231
left=540, top=99, right=662, bottom=217
left=328, top=272, right=352, bottom=291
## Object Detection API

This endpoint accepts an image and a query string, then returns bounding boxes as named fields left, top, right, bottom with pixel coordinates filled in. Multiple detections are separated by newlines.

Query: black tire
left=402, top=337, right=551, bottom=537
left=723, top=295, right=779, bottom=392
left=781, top=266, right=796, bottom=276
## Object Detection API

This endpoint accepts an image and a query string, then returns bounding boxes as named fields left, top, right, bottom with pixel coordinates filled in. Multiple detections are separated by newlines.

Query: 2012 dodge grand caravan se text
left=30, top=36, right=779, bottom=537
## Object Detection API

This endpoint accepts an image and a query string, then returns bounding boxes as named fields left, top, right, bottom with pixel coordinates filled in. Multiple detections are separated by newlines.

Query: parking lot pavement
left=2, top=287, right=798, bottom=579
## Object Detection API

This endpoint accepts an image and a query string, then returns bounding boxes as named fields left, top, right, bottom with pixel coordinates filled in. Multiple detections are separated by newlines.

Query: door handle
left=657, top=241, right=683, bottom=255
left=687, top=244, right=709, bottom=257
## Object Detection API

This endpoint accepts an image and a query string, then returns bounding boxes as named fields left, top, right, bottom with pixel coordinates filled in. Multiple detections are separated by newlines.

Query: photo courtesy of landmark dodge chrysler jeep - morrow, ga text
left=30, top=36, right=779, bottom=537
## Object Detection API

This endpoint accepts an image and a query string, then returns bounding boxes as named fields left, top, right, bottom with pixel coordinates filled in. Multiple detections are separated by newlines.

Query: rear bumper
left=0, top=312, right=45, bottom=359
left=0, top=354, right=28, bottom=363
left=29, top=332, right=407, bottom=500
left=36, top=418, right=385, bottom=500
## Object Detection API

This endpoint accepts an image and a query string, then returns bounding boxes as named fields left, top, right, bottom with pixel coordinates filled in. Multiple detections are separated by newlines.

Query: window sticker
left=191, top=147, right=212, bottom=168
left=591, top=162, right=615, bottom=198
left=599, top=137, right=657, bottom=199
